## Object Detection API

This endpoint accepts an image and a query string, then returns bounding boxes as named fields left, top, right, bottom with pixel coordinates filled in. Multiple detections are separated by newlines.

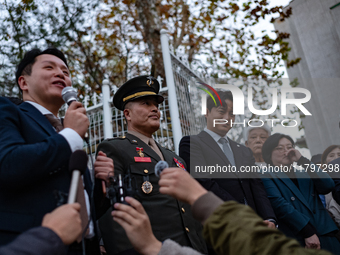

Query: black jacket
left=179, top=131, right=276, bottom=221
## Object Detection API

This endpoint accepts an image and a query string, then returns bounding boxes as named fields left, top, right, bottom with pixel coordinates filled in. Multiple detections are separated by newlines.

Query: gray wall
left=274, top=0, right=340, bottom=156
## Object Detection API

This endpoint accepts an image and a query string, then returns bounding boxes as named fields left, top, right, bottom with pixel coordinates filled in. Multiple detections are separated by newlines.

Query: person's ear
left=206, top=108, right=211, bottom=117
left=245, top=141, right=248, bottom=146
left=18, top=76, right=29, bottom=92
left=124, top=108, right=131, bottom=121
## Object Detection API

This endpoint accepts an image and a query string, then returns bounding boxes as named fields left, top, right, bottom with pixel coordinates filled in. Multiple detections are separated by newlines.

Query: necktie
left=218, top=138, right=236, bottom=167
left=45, top=114, right=89, bottom=241
left=45, top=114, right=63, bottom=132
left=148, top=138, right=164, bottom=160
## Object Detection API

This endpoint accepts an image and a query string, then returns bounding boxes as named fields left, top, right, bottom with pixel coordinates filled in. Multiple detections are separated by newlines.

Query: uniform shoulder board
left=104, top=136, right=126, bottom=141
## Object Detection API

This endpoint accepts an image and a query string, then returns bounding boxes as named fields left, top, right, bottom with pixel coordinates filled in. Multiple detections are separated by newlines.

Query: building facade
left=275, top=0, right=340, bottom=155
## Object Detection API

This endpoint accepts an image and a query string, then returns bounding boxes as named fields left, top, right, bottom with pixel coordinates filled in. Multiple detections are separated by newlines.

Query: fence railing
left=83, top=31, right=208, bottom=155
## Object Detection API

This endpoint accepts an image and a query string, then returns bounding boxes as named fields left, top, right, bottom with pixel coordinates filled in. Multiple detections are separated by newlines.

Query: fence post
left=160, top=29, right=182, bottom=154
left=102, top=79, right=113, bottom=139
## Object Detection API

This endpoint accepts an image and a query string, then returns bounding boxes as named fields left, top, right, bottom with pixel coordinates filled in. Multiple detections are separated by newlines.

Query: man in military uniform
left=96, top=75, right=207, bottom=255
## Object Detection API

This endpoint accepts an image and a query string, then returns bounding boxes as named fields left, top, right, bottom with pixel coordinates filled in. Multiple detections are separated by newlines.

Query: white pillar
left=102, top=79, right=113, bottom=139
left=160, top=29, right=182, bottom=154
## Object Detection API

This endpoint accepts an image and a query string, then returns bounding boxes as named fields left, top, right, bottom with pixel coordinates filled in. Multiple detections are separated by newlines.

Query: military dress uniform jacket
left=96, top=133, right=207, bottom=255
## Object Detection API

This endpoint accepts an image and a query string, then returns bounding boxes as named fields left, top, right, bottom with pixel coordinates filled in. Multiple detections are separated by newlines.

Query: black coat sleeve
left=250, top=178, right=277, bottom=221
left=0, top=227, right=66, bottom=255
left=179, top=136, right=235, bottom=201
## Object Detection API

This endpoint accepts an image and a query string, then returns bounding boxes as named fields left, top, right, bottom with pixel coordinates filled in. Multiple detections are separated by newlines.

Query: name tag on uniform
left=134, top=157, right=151, bottom=162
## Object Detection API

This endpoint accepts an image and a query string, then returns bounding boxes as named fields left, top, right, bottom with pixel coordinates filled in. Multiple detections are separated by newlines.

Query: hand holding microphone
left=158, top=167, right=207, bottom=205
left=95, top=151, right=114, bottom=195
left=42, top=203, right=82, bottom=245
left=154, top=161, right=169, bottom=177
left=62, top=87, right=89, bottom=139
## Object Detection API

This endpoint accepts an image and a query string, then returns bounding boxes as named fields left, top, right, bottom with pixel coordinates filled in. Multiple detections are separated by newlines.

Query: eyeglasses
left=274, top=145, right=294, bottom=153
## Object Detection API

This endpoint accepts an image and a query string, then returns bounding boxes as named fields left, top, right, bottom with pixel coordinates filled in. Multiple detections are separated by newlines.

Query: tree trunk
left=135, top=0, right=166, bottom=85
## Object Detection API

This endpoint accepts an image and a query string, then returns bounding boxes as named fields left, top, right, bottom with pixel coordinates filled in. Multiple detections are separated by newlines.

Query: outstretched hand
left=112, top=197, right=162, bottom=255
left=42, top=203, right=82, bottom=245
left=159, top=167, right=207, bottom=205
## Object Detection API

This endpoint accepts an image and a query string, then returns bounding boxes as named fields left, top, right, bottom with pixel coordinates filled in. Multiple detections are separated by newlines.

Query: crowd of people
left=0, top=47, right=340, bottom=255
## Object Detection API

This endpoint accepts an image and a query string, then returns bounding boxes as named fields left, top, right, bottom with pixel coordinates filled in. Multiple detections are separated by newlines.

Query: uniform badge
left=146, top=76, right=154, bottom=87
left=134, top=147, right=151, bottom=162
left=174, top=158, right=186, bottom=170
left=141, top=181, right=153, bottom=194
left=136, top=147, right=144, bottom=157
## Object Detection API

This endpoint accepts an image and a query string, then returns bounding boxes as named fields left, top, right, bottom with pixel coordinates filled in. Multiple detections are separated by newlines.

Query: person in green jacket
left=112, top=167, right=332, bottom=255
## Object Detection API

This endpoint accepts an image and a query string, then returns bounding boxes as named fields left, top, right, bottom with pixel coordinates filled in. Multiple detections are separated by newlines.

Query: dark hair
left=206, top=90, right=233, bottom=111
left=15, top=48, right=69, bottom=92
left=321, top=145, right=340, bottom=165
left=262, top=133, right=295, bottom=165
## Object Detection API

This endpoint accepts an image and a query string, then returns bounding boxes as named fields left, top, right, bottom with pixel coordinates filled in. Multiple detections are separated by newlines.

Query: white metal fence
left=83, top=31, right=207, bottom=154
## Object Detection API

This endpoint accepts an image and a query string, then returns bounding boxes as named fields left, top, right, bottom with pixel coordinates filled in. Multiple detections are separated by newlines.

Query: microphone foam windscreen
left=69, top=150, right=88, bottom=175
left=154, top=161, right=169, bottom=177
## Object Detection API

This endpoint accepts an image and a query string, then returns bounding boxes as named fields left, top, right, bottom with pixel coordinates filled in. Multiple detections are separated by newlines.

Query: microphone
left=154, top=161, right=169, bottom=177
left=61, top=87, right=89, bottom=142
left=67, top=150, right=88, bottom=204
left=62, top=87, right=78, bottom=105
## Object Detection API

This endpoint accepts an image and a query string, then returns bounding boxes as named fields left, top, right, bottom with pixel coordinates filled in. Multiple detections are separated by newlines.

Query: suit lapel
left=126, top=133, right=161, bottom=162
left=275, top=172, right=312, bottom=211
left=19, top=102, right=55, bottom=136
left=228, top=138, right=242, bottom=169
left=198, top=131, right=231, bottom=166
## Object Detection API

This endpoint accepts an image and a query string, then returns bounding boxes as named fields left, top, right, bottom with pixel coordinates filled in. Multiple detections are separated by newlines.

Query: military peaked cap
left=113, top=75, right=164, bottom=110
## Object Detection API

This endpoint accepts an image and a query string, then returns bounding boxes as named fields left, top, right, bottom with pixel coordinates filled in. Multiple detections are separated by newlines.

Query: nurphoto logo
left=199, top=82, right=312, bottom=128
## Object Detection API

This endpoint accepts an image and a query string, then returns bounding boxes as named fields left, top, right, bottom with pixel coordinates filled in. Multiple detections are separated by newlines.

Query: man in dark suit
left=179, top=90, right=277, bottom=228
left=95, top=75, right=207, bottom=255
left=0, top=48, right=105, bottom=254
